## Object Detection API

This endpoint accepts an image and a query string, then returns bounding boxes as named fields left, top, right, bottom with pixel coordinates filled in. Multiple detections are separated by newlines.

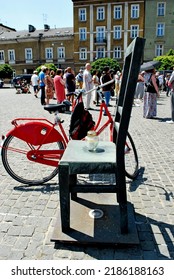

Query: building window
left=97, top=7, right=105, bottom=20
left=96, top=26, right=105, bottom=42
left=157, top=2, right=165, bottom=16
left=131, top=4, right=139, bottom=18
left=57, top=47, right=65, bottom=59
left=113, top=46, right=122, bottom=59
left=45, top=48, right=53, bottom=60
left=130, top=25, right=139, bottom=38
left=79, top=48, right=87, bottom=60
left=8, top=49, right=15, bottom=63
left=155, top=44, right=163, bottom=56
left=79, top=28, right=87, bottom=41
left=156, top=23, right=165, bottom=36
left=79, top=8, right=86, bottom=21
left=0, top=50, right=5, bottom=63
left=113, top=26, right=122, bottom=39
left=114, top=5, right=122, bottom=19
left=25, top=48, right=32, bottom=60
left=96, top=47, right=105, bottom=58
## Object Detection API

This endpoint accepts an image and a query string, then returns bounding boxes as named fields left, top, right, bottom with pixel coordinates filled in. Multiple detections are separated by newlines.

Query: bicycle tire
left=125, top=132, right=139, bottom=180
left=1, top=134, right=65, bottom=185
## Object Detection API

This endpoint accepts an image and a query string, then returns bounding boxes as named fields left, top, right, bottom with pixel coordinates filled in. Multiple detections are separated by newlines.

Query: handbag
left=145, top=74, right=156, bottom=93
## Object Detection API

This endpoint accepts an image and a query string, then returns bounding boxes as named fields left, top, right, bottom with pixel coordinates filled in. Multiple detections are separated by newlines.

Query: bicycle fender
left=6, top=122, right=64, bottom=146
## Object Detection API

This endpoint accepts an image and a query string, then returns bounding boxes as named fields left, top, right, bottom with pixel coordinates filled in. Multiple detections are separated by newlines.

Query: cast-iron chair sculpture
left=55, top=37, right=145, bottom=244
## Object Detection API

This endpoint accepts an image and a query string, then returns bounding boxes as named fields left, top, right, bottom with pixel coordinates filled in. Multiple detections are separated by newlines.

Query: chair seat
left=60, top=140, right=116, bottom=174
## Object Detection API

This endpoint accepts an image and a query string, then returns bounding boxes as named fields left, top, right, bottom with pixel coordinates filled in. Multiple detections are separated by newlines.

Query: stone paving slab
left=0, top=88, right=174, bottom=260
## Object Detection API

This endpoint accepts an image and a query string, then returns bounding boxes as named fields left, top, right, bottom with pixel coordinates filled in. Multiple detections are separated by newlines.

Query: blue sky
left=0, top=0, right=73, bottom=31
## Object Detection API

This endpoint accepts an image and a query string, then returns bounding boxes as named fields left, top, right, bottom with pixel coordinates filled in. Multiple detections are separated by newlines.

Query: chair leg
left=119, top=202, right=128, bottom=234
left=117, top=174, right=128, bottom=234
left=69, top=174, right=78, bottom=200
left=59, top=163, right=70, bottom=233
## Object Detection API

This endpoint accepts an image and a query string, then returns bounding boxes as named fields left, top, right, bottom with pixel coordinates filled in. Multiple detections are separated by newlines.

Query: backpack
left=69, top=102, right=95, bottom=140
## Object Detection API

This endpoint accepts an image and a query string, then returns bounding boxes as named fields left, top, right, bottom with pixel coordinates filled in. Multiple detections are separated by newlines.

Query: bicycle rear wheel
left=124, top=132, right=139, bottom=180
left=1, top=135, right=65, bottom=185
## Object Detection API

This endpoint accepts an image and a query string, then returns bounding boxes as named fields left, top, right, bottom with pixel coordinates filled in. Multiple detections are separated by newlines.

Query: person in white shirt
left=83, top=63, right=94, bottom=110
left=31, top=70, right=39, bottom=98
left=115, top=71, right=121, bottom=97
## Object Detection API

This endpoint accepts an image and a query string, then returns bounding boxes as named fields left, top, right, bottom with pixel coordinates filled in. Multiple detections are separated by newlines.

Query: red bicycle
left=1, top=83, right=138, bottom=185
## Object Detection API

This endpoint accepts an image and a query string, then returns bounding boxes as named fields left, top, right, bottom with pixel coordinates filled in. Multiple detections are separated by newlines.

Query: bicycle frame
left=93, top=97, right=114, bottom=142
left=2, top=117, right=69, bottom=167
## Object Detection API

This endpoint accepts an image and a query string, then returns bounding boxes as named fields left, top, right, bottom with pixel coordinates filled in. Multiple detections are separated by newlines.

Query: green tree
left=154, top=49, right=174, bottom=70
left=0, top=64, right=13, bottom=78
left=36, top=63, right=57, bottom=73
left=91, top=58, right=121, bottom=75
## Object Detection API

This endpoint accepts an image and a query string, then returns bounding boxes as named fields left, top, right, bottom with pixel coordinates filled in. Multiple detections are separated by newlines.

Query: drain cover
left=89, top=209, right=104, bottom=219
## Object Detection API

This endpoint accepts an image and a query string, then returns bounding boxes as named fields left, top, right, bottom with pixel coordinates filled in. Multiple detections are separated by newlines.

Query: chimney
left=44, top=24, right=50, bottom=31
left=28, top=25, right=36, bottom=32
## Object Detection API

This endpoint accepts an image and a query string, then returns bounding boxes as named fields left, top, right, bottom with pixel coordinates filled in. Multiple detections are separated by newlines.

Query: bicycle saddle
left=44, top=103, right=66, bottom=113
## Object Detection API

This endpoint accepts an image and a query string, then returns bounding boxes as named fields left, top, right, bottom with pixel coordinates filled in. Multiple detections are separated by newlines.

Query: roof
left=0, top=23, right=16, bottom=32
left=0, top=27, right=74, bottom=41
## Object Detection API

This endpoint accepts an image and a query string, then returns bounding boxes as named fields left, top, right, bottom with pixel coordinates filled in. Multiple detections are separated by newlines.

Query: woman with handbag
left=45, top=68, right=54, bottom=105
left=143, top=69, right=160, bottom=119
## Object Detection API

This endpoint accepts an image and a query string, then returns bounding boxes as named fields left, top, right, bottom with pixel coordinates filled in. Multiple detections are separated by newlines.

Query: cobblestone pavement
left=0, top=87, right=174, bottom=260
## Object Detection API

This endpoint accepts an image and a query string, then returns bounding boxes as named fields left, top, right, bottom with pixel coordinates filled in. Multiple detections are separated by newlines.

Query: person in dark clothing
left=101, top=66, right=113, bottom=115
left=65, top=67, right=76, bottom=104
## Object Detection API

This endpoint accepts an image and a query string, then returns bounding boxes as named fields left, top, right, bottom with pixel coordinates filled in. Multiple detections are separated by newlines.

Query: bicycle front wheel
left=125, top=132, right=139, bottom=180
left=1, top=135, right=65, bottom=185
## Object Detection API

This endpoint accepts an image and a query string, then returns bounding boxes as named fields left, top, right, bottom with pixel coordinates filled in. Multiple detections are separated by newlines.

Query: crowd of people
left=29, top=63, right=174, bottom=123
left=30, top=63, right=116, bottom=114
left=134, top=67, right=174, bottom=123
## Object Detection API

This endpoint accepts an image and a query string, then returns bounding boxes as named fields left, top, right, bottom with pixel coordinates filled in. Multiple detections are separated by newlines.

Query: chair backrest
left=114, top=37, right=145, bottom=178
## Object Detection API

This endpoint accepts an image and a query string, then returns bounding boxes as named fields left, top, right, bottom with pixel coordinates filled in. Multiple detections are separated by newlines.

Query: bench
left=52, top=37, right=145, bottom=245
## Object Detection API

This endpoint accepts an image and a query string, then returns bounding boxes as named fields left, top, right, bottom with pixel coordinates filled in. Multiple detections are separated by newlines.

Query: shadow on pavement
left=14, top=183, right=59, bottom=194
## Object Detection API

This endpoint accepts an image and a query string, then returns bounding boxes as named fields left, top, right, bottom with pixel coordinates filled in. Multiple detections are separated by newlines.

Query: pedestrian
left=101, top=66, right=113, bottom=115
left=83, top=63, right=93, bottom=110
left=157, top=72, right=164, bottom=91
left=50, top=70, right=55, bottom=79
left=166, top=67, right=174, bottom=123
left=135, top=71, right=145, bottom=100
left=143, top=68, right=160, bottom=119
left=39, top=66, right=46, bottom=105
left=54, top=69, right=66, bottom=104
left=45, top=68, right=54, bottom=105
left=115, top=70, right=121, bottom=97
left=31, top=70, right=39, bottom=98
left=75, top=69, right=83, bottom=89
left=92, top=70, right=100, bottom=105
left=165, top=73, right=171, bottom=97
left=65, top=67, right=76, bottom=104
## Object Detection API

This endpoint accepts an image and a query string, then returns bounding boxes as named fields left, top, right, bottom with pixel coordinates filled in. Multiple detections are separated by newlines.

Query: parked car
left=13, top=74, right=32, bottom=87
left=0, top=79, right=4, bottom=88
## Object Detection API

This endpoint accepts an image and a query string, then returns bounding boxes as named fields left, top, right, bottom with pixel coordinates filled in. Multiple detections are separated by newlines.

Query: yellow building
left=72, top=0, right=145, bottom=70
left=0, top=25, right=74, bottom=75
left=0, top=1, right=145, bottom=75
